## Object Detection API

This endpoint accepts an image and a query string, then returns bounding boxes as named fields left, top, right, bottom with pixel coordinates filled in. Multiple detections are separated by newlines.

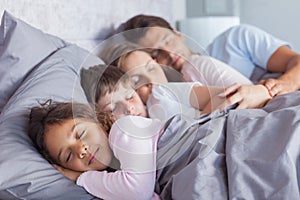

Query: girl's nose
left=79, top=144, right=88, bottom=159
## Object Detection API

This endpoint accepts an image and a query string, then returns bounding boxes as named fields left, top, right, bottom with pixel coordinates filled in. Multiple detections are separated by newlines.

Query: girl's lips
left=88, top=147, right=99, bottom=165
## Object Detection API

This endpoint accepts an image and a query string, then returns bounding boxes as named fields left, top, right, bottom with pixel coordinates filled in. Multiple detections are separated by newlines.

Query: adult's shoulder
left=222, top=24, right=271, bottom=38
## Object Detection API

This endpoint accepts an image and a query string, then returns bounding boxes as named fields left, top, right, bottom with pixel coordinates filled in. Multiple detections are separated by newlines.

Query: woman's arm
left=181, top=55, right=252, bottom=86
left=189, top=85, right=226, bottom=113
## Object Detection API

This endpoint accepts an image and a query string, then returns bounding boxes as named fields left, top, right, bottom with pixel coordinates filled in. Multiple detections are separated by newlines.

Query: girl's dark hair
left=28, top=100, right=114, bottom=164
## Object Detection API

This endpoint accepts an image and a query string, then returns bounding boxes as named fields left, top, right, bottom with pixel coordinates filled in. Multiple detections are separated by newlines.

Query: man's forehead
left=139, top=27, right=170, bottom=47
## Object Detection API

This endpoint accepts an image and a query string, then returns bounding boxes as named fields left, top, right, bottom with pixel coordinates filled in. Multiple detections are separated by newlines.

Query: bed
left=0, top=1, right=299, bottom=200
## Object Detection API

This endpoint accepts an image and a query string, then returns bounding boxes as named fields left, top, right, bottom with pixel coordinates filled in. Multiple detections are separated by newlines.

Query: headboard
left=0, top=0, right=173, bottom=53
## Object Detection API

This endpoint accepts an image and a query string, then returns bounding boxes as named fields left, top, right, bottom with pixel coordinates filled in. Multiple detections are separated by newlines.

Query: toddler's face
left=121, top=50, right=168, bottom=103
left=44, top=118, right=112, bottom=172
left=97, top=83, right=148, bottom=119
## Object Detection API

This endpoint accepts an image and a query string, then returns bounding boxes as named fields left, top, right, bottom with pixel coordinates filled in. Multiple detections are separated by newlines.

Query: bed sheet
left=156, top=92, right=300, bottom=199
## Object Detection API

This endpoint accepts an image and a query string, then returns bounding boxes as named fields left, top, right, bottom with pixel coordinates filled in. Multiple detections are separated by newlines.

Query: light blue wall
left=240, top=0, right=300, bottom=52
left=186, top=0, right=239, bottom=17
left=175, top=0, right=300, bottom=52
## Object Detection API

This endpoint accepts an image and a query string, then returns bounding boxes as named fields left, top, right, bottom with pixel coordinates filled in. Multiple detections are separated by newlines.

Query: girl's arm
left=77, top=170, right=157, bottom=200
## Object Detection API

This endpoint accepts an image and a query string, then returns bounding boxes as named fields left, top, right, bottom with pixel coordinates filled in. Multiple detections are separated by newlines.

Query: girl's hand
left=53, top=164, right=82, bottom=182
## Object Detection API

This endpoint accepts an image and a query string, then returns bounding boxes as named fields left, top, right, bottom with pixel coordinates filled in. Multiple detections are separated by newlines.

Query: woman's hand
left=53, top=164, right=82, bottom=182
left=218, top=83, right=272, bottom=110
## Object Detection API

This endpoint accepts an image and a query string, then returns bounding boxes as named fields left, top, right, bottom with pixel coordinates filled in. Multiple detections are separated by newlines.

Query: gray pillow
left=0, top=12, right=103, bottom=199
left=0, top=11, right=66, bottom=112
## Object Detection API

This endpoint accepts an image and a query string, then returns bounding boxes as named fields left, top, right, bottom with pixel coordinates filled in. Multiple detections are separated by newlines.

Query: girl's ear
left=97, top=111, right=115, bottom=133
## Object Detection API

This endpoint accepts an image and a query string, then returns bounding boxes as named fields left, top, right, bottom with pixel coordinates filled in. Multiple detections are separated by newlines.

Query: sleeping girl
left=28, top=101, right=160, bottom=199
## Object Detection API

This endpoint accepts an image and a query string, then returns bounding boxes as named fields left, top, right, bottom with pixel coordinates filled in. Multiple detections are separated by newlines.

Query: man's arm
left=262, top=46, right=300, bottom=96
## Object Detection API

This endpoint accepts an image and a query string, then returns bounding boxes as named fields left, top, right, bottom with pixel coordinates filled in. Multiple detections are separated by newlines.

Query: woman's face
left=44, top=118, right=112, bottom=172
left=121, top=51, right=168, bottom=103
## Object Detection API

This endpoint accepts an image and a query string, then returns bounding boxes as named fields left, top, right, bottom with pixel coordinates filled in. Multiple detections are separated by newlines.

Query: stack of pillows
left=0, top=11, right=103, bottom=199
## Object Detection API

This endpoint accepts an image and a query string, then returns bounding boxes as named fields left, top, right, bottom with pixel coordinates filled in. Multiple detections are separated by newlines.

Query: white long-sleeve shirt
left=181, top=54, right=252, bottom=86
left=77, top=116, right=165, bottom=200
left=144, top=55, right=252, bottom=120
left=147, top=82, right=201, bottom=120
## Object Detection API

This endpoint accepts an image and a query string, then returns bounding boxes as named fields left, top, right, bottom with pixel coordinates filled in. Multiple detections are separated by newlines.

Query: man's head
left=117, top=15, right=192, bottom=71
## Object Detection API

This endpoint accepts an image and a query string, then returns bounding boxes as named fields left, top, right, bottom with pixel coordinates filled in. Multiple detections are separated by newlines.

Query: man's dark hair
left=115, top=14, right=173, bottom=43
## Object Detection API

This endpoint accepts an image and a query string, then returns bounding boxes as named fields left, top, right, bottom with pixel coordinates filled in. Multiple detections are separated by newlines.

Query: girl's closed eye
left=66, top=151, right=72, bottom=162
